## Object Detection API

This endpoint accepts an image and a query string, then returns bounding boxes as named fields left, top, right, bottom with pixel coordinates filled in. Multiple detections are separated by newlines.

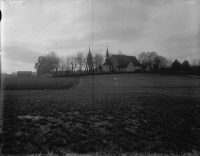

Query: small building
left=17, top=71, right=32, bottom=76
left=103, top=47, right=142, bottom=72
left=32, top=72, right=37, bottom=76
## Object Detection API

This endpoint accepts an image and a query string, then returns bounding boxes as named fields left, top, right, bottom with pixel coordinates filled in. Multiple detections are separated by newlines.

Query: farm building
left=103, top=47, right=142, bottom=72
left=32, top=72, right=37, bottom=76
left=17, top=71, right=32, bottom=76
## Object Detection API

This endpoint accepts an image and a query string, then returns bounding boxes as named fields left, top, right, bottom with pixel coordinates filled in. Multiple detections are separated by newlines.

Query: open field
left=2, top=76, right=78, bottom=90
left=2, top=74, right=200, bottom=155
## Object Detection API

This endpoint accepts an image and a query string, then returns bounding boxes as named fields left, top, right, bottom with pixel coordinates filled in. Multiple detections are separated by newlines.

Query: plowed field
left=2, top=74, right=200, bottom=155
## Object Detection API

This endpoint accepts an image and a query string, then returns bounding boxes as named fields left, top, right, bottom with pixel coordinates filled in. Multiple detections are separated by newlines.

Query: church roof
left=111, top=55, right=141, bottom=68
left=103, top=58, right=112, bottom=65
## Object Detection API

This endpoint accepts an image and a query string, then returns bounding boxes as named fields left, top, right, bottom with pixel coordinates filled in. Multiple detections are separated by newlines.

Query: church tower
left=87, top=46, right=93, bottom=72
left=105, top=45, right=110, bottom=62
left=106, top=46, right=109, bottom=58
left=103, top=45, right=112, bottom=72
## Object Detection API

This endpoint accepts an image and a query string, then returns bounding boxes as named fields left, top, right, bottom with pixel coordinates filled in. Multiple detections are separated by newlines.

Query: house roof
left=111, top=55, right=141, bottom=68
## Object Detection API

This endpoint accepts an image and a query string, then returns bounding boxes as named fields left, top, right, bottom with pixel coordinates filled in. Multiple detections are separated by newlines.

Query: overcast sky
left=1, top=0, right=200, bottom=73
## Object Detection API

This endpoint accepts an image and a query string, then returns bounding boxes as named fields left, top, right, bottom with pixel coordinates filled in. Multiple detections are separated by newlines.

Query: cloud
left=182, top=0, right=198, bottom=5
left=2, top=58, right=35, bottom=73
left=156, top=31, right=200, bottom=61
left=1, top=0, right=200, bottom=73
left=2, top=45, right=41, bottom=64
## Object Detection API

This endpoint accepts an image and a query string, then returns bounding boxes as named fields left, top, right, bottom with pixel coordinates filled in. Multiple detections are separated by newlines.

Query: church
left=103, top=47, right=142, bottom=72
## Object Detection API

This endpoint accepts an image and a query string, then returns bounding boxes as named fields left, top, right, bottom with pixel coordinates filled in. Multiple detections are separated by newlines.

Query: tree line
left=35, top=51, right=104, bottom=75
left=171, top=59, right=200, bottom=72
left=138, top=51, right=200, bottom=72
left=138, top=52, right=168, bottom=71
left=35, top=51, right=200, bottom=75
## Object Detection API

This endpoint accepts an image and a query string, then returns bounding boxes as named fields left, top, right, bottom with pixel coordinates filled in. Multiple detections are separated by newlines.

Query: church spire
left=106, top=44, right=109, bottom=58
left=89, top=46, right=91, bottom=54
left=87, top=46, right=93, bottom=72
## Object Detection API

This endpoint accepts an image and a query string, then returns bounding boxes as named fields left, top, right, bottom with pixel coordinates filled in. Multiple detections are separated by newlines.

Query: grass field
left=2, top=76, right=78, bottom=90
left=2, top=74, right=200, bottom=155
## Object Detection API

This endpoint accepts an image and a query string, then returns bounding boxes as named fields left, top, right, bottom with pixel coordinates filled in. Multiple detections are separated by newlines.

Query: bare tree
left=59, top=56, right=65, bottom=73
left=147, top=52, right=158, bottom=70
left=159, top=56, right=168, bottom=68
left=153, top=56, right=168, bottom=70
left=68, top=56, right=78, bottom=73
left=191, top=59, right=200, bottom=67
left=45, top=51, right=60, bottom=74
left=190, top=59, right=200, bottom=71
left=167, top=58, right=173, bottom=67
left=76, top=52, right=84, bottom=72
left=138, top=52, right=158, bottom=70
left=64, top=57, right=71, bottom=71
left=138, top=52, right=148, bottom=69
left=93, top=53, right=104, bottom=71
left=83, top=58, right=88, bottom=73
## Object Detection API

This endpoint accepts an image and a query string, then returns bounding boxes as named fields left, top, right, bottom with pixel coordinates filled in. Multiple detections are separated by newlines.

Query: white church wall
left=110, top=57, right=118, bottom=70
left=127, top=61, right=135, bottom=71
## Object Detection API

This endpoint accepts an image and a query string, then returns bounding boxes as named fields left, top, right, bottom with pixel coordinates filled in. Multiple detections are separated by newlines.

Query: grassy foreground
left=3, top=76, right=78, bottom=90
left=2, top=74, right=200, bottom=155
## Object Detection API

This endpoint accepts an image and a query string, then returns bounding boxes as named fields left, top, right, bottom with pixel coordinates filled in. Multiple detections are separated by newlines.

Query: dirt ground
left=2, top=74, right=200, bottom=155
